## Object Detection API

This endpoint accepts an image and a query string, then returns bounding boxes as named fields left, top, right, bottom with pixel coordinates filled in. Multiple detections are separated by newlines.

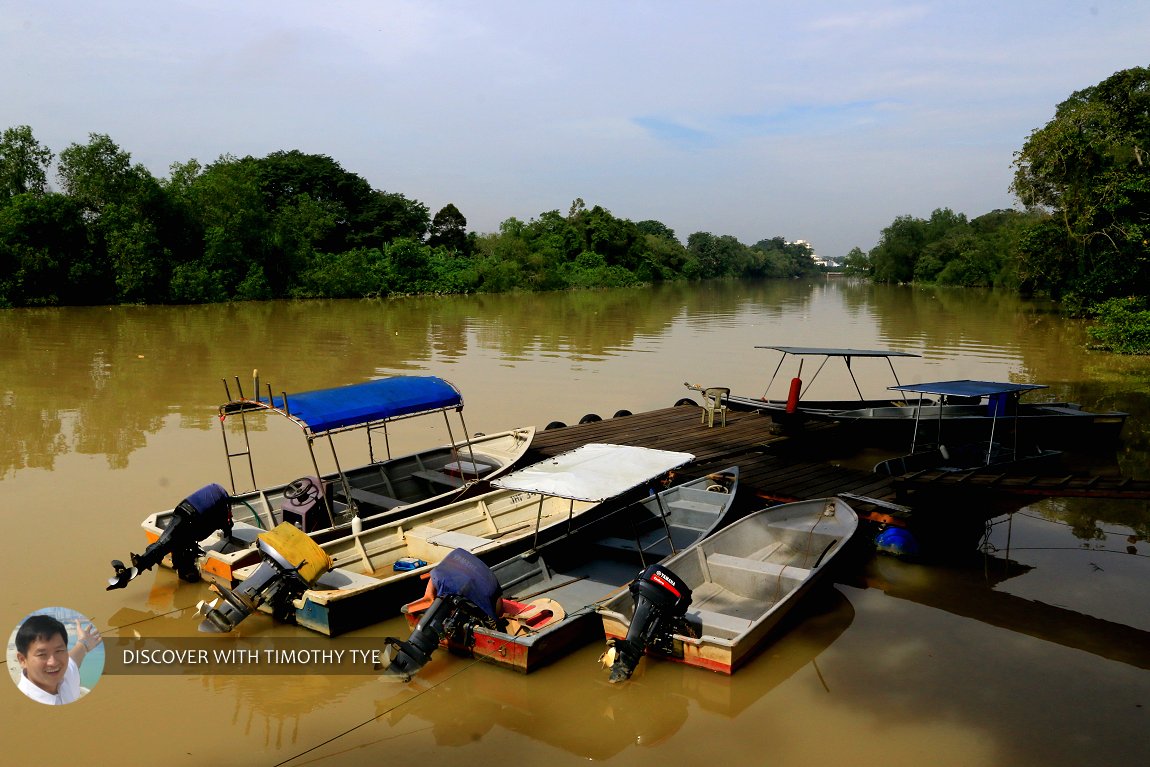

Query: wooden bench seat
left=686, top=608, right=753, bottom=637
left=412, top=469, right=465, bottom=489
left=706, top=552, right=811, bottom=581
left=346, top=487, right=406, bottom=510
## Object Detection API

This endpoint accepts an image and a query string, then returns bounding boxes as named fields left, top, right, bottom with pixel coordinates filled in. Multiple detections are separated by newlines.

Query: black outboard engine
left=107, top=483, right=234, bottom=590
left=606, top=564, right=693, bottom=683
left=383, top=548, right=504, bottom=681
left=197, top=522, right=332, bottom=632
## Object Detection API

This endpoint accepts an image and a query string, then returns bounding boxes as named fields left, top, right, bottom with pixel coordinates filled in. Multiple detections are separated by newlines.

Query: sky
left=1, top=1, right=1147, bottom=259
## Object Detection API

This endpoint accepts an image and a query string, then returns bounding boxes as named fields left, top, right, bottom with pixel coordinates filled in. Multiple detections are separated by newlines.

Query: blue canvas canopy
left=889, top=380, right=1047, bottom=398
left=227, top=376, right=464, bottom=435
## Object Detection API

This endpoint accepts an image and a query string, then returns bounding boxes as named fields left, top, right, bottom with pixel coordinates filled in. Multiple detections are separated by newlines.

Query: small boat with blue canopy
left=198, top=443, right=695, bottom=636
left=872, top=380, right=1064, bottom=475
left=120, top=373, right=534, bottom=590
left=837, top=378, right=1126, bottom=453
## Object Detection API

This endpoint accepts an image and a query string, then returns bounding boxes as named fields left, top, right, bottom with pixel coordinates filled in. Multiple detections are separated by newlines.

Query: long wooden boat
left=838, top=379, right=1126, bottom=451
left=206, top=444, right=695, bottom=636
left=119, top=374, right=534, bottom=589
left=597, top=496, right=858, bottom=678
left=715, top=346, right=924, bottom=416
left=389, top=467, right=740, bottom=676
left=696, top=346, right=1126, bottom=450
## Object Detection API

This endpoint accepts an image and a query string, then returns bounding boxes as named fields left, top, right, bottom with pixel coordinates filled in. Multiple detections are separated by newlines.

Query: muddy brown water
left=3, top=280, right=1148, bottom=766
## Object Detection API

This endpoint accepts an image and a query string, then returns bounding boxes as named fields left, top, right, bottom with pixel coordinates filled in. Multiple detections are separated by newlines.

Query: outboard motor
left=197, top=522, right=332, bottom=632
left=107, top=483, right=234, bottom=590
left=606, top=563, right=692, bottom=683
left=383, top=548, right=503, bottom=681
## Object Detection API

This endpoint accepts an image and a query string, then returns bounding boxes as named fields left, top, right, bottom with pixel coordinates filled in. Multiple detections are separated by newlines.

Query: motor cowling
left=107, top=483, right=233, bottom=590
left=197, top=522, right=332, bottom=632
left=607, top=564, right=692, bottom=683
left=383, top=548, right=503, bottom=681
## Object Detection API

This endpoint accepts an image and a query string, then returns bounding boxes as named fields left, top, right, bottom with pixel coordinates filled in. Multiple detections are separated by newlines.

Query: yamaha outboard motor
left=606, top=564, right=692, bottom=683
left=107, top=483, right=234, bottom=590
left=383, top=548, right=503, bottom=681
left=197, top=522, right=332, bottom=632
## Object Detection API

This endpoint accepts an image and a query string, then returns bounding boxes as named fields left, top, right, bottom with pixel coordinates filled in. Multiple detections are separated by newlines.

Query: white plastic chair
left=701, top=387, right=730, bottom=427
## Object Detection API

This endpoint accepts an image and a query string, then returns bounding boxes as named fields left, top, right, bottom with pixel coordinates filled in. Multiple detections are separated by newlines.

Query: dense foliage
left=0, top=132, right=819, bottom=307
left=844, top=207, right=1046, bottom=288
left=842, top=66, right=1149, bottom=351
left=1011, top=66, right=1150, bottom=306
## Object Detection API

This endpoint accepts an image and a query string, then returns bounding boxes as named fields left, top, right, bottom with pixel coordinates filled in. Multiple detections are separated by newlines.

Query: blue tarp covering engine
left=888, top=380, right=1048, bottom=398
left=234, top=376, right=464, bottom=434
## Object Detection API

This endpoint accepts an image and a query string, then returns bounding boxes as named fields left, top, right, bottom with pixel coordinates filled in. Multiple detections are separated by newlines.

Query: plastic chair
left=700, top=387, right=730, bottom=427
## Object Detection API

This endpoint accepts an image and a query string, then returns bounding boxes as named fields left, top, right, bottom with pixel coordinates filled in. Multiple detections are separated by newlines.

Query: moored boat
left=199, top=443, right=696, bottom=636
left=385, top=467, right=740, bottom=677
left=714, top=346, right=923, bottom=417
left=840, top=379, right=1126, bottom=452
left=597, top=496, right=858, bottom=678
left=108, top=373, right=534, bottom=590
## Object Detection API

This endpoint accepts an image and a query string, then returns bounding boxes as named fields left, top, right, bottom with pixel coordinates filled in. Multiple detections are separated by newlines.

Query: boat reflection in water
left=372, top=588, right=854, bottom=760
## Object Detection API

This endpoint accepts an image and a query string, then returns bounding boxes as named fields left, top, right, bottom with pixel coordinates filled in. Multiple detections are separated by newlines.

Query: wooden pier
left=522, top=405, right=901, bottom=520
left=519, top=404, right=1148, bottom=522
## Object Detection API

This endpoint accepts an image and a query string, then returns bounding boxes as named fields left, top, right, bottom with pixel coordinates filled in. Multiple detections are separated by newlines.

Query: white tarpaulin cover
left=492, top=443, right=694, bottom=502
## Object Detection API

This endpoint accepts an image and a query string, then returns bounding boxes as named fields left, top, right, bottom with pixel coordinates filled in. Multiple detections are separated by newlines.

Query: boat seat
left=700, top=387, right=730, bottom=428
left=685, top=608, right=752, bottom=637
left=412, top=469, right=465, bottom=489
left=405, top=526, right=492, bottom=555
left=706, top=552, right=811, bottom=581
left=345, top=487, right=406, bottom=510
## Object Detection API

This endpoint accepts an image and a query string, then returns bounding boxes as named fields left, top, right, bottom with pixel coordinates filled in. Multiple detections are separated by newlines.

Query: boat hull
left=140, top=427, right=535, bottom=585
left=242, top=487, right=606, bottom=635
left=403, top=468, right=741, bottom=673
left=598, top=496, right=858, bottom=676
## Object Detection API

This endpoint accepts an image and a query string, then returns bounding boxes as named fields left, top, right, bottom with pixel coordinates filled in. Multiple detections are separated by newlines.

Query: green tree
left=842, top=246, right=871, bottom=277
left=0, top=193, right=96, bottom=306
left=0, top=125, right=53, bottom=199
left=58, top=134, right=172, bottom=303
left=1011, top=66, right=1150, bottom=302
left=428, top=203, right=470, bottom=254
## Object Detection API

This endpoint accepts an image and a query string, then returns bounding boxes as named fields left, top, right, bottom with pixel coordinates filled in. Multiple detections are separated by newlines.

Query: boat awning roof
left=493, top=443, right=694, bottom=502
left=221, top=375, right=463, bottom=435
left=889, top=380, right=1048, bottom=398
left=755, top=346, right=920, bottom=358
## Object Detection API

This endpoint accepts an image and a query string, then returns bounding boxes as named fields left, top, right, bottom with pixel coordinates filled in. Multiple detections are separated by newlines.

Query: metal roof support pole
left=986, top=409, right=999, bottom=467
left=886, top=356, right=905, bottom=388
left=453, top=410, right=481, bottom=479
left=653, top=490, right=677, bottom=557
left=843, top=355, right=865, bottom=400
left=315, top=433, right=341, bottom=528
left=807, top=356, right=830, bottom=397
left=762, top=354, right=789, bottom=399
left=910, top=392, right=926, bottom=453
left=366, top=421, right=392, bottom=464
left=531, top=495, right=546, bottom=550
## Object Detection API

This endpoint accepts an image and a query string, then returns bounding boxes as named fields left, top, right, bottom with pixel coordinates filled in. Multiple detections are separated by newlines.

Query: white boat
left=597, top=496, right=858, bottom=678
left=385, top=467, right=740, bottom=677
left=199, top=444, right=695, bottom=636
left=113, top=374, right=534, bottom=590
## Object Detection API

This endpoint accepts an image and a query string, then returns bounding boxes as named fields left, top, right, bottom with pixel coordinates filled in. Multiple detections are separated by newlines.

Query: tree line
left=843, top=66, right=1149, bottom=351
left=0, top=131, right=819, bottom=308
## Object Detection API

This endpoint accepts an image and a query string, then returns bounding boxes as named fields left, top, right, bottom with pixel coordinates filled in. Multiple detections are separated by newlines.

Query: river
left=2, top=278, right=1148, bottom=766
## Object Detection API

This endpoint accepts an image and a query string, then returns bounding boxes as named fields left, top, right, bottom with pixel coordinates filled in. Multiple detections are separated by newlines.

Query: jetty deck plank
left=523, top=406, right=900, bottom=517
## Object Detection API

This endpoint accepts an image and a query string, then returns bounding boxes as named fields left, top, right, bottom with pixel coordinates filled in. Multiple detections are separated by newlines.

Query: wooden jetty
left=523, top=405, right=901, bottom=521
left=522, top=404, right=1149, bottom=521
